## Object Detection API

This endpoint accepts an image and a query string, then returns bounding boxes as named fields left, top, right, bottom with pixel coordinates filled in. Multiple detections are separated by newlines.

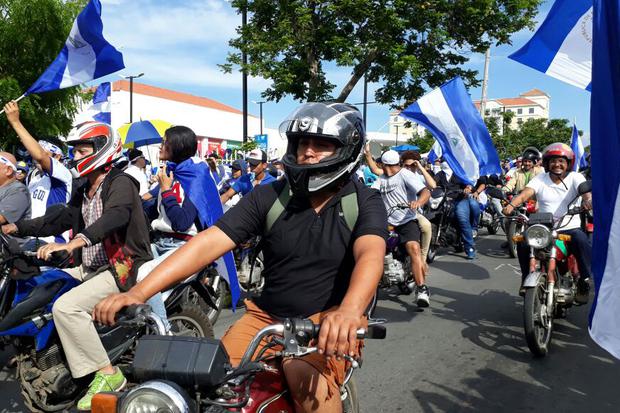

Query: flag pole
left=0, top=93, right=26, bottom=115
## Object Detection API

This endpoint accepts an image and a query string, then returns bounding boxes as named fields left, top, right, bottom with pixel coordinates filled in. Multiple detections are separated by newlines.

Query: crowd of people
left=0, top=99, right=593, bottom=412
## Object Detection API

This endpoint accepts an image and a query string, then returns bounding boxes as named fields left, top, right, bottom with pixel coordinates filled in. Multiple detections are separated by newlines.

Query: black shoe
left=575, top=278, right=591, bottom=305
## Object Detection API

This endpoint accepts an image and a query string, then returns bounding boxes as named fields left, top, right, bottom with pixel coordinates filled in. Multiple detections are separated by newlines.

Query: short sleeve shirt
left=27, top=157, right=72, bottom=219
left=526, top=172, right=586, bottom=230
left=231, top=173, right=277, bottom=196
left=378, top=168, right=426, bottom=226
left=215, top=179, right=388, bottom=318
left=0, top=180, right=31, bottom=223
left=124, top=165, right=149, bottom=196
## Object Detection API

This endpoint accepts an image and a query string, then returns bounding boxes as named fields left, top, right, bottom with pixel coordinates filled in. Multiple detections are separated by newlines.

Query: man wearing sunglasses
left=220, top=149, right=276, bottom=204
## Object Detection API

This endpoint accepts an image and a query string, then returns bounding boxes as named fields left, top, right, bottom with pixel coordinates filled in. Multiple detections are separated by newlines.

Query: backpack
left=265, top=181, right=359, bottom=233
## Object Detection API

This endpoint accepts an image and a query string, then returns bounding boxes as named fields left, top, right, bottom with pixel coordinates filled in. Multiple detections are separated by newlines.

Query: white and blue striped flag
left=400, top=77, right=502, bottom=186
left=25, top=0, right=124, bottom=96
left=509, top=0, right=592, bottom=91
left=92, top=82, right=111, bottom=124
left=589, top=0, right=620, bottom=360
left=427, top=140, right=442, bottom=164
left=569, top=124, right=588, bottom=171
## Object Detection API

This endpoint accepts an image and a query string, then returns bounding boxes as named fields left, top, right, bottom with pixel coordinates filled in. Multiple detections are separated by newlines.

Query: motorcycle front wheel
left=341, top=377, right=360, bottom=413
left=168, top=304, right=214, bottom=338
left=523, top=275, right=553, bottom=357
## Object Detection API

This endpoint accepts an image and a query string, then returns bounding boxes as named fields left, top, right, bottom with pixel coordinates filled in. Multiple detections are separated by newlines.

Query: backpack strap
left=265, top=181, right=291, bottom=233
left=340, top=190, right=358, bottom=233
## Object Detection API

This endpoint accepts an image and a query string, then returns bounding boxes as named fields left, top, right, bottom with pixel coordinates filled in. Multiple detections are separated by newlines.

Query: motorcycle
left=424, top=187, right=462, bottom=263
left=234, top=237, right=265, bottom=294
left=500, top=181, right=592, bottom=357
left=381, top=204, right=417, bottom=296
left=91, top=308, right=386, bottom=413
left=478, top=192, right=502, bottom=235
left=0, top=234, right=169, bottom=412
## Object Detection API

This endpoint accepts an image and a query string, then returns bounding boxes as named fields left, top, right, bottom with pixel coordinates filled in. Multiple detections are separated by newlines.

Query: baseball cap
left=381, top=150, right=400, bottom=166
left=16, top=161, right=28, bottom=173
left=231, top=160, right=243, bottom=171
left=128, top=149, right=145, bottom=162
left=247, top=149, right=267, bottom=166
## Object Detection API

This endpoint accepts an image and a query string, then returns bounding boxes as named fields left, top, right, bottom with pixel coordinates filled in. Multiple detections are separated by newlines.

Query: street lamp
left=123, top=73, right=144, bottom=123
left=242, top=6, right=248, bottom=143
left=252, top=100, right=265, bottom=135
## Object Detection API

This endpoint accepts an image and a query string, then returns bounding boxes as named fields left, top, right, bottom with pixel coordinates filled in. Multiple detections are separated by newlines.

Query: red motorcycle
left=92, top=307, right=386, bottom=413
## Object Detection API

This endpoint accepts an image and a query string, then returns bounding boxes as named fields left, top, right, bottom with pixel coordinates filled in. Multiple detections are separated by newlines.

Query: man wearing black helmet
left=503, top=147, right=544, bottom=195
left=94, top=102, right=387, bottom=413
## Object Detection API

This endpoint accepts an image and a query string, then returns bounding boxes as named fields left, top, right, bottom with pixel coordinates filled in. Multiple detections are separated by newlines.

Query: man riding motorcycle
left=1, top=121, right=152, bottom=410
left=503, top=147, right=544, bottom=195
left=219, top=148, right=276, bottom=204
left=503, top=143, right=592, bottom=300
left=94, top=102, right=387, bottom=413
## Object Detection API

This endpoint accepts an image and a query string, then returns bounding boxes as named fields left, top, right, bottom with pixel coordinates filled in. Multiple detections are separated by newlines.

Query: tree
left=407, top=130, right=434, bottom=153
left=223, top=0, right=541, bottom=106
left=0, top=0, right=87, bottom=150
left=493, top=118, right=576, bottom=159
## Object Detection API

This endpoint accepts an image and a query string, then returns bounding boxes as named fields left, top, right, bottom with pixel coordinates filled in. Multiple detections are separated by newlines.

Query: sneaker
left=416, top=285, right=430, bottom=308
left=77, top=367, right=127, bottom=411
left=575, top=277, right=591, bottom=305
left=466, top=248, right=476, bottom=260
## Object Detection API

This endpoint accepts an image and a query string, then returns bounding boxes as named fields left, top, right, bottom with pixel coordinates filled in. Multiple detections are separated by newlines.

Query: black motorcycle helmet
left=522, top=146, right=541, bottom=163
left=280, top=102, right=365, bottom=196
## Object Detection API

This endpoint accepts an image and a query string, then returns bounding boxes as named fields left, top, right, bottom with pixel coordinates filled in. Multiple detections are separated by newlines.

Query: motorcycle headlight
left=120, top=381, right=193, bottom=413
left=525, top=224, right=552, bottom=249
left=429, top=197, right=442, bottom=210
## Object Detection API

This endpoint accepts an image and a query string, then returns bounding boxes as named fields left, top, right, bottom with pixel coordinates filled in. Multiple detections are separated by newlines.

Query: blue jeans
left=145, top=237, right=187, bottom=329
left=455, top=197, right=481, bottom=252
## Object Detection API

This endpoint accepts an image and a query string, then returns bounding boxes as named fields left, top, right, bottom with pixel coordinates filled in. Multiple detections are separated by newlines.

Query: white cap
left=381, top=150, right=400, bottom=166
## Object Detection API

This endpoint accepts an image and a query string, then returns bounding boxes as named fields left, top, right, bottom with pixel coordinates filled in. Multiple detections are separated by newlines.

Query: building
left=387, top=110, right=427, bottom=144
left=74, top=80, right=286, bottom=161
left=474, top=88, right=551, bottom=132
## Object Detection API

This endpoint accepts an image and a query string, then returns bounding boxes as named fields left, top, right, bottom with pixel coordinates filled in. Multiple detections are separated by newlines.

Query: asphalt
left=1, top=233, right=619, bottom=412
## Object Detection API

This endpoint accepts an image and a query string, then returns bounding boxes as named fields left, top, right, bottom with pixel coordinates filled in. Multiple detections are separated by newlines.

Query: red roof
left=112, top=80, right=254, bottom=117
left=496, top=97, right=538, bottom=107
left=520, top=88, right=548, bottom=97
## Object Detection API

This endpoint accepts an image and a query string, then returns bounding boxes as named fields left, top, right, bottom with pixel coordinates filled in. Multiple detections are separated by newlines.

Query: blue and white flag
left=400, top=77, right=502, bottom=186
left=92, top=82, right=111, bottom=124
left=26, top=0, right=124, bottom=95
left=509, top=0, right=592, bottom=91
left=427, top=140, right=442, bottom=163
left=570, top=124, right=588, bottom=171
left=589, top=0, right=620, bottom=360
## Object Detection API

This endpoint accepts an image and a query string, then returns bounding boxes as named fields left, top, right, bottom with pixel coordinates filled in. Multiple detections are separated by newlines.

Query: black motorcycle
left=424, top=187, right=462, bottom=263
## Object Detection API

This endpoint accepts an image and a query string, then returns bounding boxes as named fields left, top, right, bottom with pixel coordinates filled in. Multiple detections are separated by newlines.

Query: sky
left=97, top=0, right=591, bottom=142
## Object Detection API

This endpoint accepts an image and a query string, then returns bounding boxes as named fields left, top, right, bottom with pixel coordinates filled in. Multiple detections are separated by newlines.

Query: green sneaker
left=77, top=367, right=127, bottom=411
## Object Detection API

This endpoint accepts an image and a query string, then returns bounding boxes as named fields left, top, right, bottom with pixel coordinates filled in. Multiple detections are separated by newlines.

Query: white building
left=474, top=88, right=551, bottom=131
left=74, top=80, right=287, bottom=162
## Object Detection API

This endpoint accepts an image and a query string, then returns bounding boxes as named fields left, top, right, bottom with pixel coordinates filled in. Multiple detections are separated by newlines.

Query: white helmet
left=66, top=121, right=122, bottom=178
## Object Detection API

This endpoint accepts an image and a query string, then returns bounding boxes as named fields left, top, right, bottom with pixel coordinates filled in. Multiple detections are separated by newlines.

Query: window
left=517, top=118, right=523, bottom=125
left=507, top=109, right=513, bottom=113
left=529, top=107, right=535, bottom=114
left=517, top=108, right=523, bottom=114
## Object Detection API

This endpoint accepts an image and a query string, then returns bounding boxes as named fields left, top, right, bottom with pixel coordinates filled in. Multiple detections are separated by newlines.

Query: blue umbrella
left=392, top=144, right=420, bottom=152
left=118, top=119, right=172, bottom=148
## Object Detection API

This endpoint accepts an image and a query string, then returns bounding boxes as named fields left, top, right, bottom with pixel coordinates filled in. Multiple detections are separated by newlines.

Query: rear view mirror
left=578, top=181, right=592, bottom=195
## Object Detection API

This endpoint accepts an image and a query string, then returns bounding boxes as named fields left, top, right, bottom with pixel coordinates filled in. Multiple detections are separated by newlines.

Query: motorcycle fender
left=523, top=271, right=544, bottom=288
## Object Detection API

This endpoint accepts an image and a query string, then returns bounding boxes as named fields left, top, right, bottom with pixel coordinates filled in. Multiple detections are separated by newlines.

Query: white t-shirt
left=27, top=157, right=72, bottom=219
left=124, top=164, right=149, bottom=196
left=526, top=172, right=586, bottom=230
left=379, top=168, right=426, bottom=226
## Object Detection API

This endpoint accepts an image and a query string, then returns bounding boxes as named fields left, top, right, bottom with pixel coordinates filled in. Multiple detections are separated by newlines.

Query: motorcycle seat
left=0, top=279, right=64, bottom=332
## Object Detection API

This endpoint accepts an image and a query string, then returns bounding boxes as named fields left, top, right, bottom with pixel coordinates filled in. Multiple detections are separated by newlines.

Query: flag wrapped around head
left=509, top=0, right=592, bottom=90
left=400, top=77, right=502, bottom=186
left=26, top=0, right=124, bottom=95
left=588, top=0, right=620, bottom=360
left=570, top=124, right=588, bottom=171
left=167, top=157, right=240, bottom=309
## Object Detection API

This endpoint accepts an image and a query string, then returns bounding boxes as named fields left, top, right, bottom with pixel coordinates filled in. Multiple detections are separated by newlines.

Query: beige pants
left=52, top=266, right=119, bottom=378
left=417, top=214, right=432, bottom=262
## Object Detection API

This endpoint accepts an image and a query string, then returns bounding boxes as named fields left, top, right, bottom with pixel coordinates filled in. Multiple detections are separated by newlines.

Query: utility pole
left=363, top=74, right=368, bottom=130
left=253, top=101, right=265, bottom=135
left=242, top=7, right=248, bottom=143
left=395, top=125, right=399, bottom=146
left=124, top=73, right=144, bottom=123
left=480, top=48, right=491, bottom=117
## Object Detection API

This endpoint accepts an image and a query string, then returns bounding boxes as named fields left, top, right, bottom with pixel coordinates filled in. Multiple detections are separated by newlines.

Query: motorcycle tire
left=185, top=269, right=228, bottom=326
left=523, top=275, right=553, bottom=357
left=341, top=377, right=360, bottom=413
left=487, top=219, right=500, bottom=235
left=507, top=221, right=523, bottom=258
left=426, top=247, right=436, bottom=264
left=168, top=304, right=215, bottom=339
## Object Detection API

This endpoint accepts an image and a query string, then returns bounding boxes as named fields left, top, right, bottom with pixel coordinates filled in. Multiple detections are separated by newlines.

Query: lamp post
left=395, top=125, right=399, bottom=146
left=242, top=6, right=248, bottom=143
left=123, top=73, right=144, bottom=123
left=252, top=100, right=266, bottom=135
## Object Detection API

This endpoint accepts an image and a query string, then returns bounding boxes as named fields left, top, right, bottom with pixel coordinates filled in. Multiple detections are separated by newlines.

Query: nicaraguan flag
left=570, top=124, right=588, bottom=171
left=589, top=0, right=620, bottom=360
left=509, top=0, right=592, bottom=90
left=427, top=140, right=442, bottom=163
left=92, top=82, right=111, bottom=124
left=26, top=0, right=124, bottom=95
left=400, top=77, right=502, bottom=186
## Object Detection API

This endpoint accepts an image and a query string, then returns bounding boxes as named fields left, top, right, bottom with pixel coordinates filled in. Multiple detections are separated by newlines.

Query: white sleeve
left=525, top=173, right=544, bottom=194
left=49, top=157, right=73, bottom=185
left=404, top=169, right=426, bottom=195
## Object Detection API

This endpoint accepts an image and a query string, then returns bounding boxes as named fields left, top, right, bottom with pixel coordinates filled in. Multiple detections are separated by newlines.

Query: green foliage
left=224, top=0, right=541, bottom=106
left=0, top=0, right=87, bottom=151
left=238, top=140, right=259, bottom=152
left=407, top=130, right=434, bottom=153
left=493, top=118, right=575, bottom=159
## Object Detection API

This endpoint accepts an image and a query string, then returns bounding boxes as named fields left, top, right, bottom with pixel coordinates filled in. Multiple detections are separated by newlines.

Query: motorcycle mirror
left=578, top=180, right=592, bottom=195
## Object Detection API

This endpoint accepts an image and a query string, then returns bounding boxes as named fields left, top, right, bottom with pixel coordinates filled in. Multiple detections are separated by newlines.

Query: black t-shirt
left=215, top=179, right=388, bottom=318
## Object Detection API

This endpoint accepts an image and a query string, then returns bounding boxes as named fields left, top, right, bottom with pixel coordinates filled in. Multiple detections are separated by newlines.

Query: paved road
left=2, top=233, right=619, bottom=412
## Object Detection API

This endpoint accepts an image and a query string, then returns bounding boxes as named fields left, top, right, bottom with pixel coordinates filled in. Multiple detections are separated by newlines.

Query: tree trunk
left=336, top=49, right=379, bottom=102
